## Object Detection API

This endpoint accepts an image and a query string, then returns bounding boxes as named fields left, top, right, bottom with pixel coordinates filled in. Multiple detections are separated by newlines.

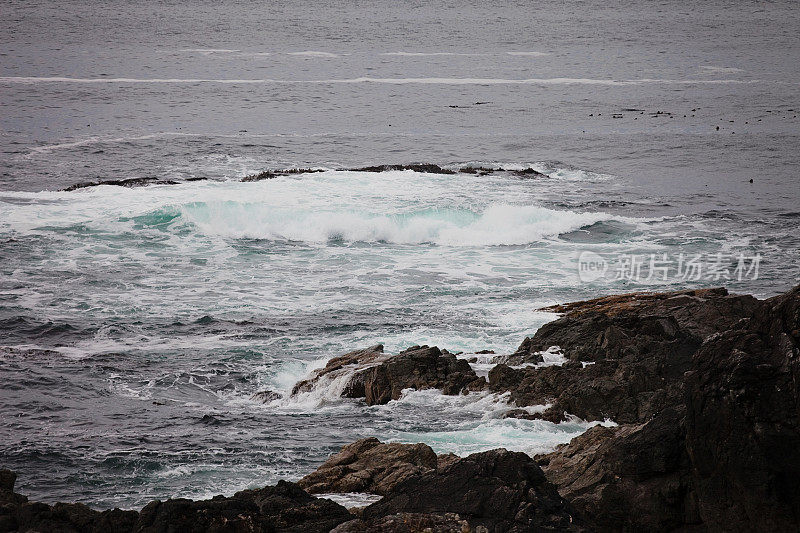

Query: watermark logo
left=576, top=251, right=761, bottom=284
left=577, top=251, right=608, bottom=282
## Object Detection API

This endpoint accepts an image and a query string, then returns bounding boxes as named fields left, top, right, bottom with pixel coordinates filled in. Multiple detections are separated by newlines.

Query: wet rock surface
left=360, top=448, right=586, bottom=532
left=685, top=285, right=800, bottom=530
left=61, top=177, right=176, bottom=191
left=0, top=469, right=138, bottom=533
left=290, top=344, right=386, bottom=396
left=538, top=407, right=699, bottom=531
left=298, top=438, right=438, bottom=496
left=492, top=288, right=759, bottom=424
left=533, top=285, right=800, bottom=531
left=291, top=344, right=485, bottom=406
left=516, top=287, right=757, bottom=364
left=250, top=390, right=283, bottom=403
left=137, top=481, right=351, bottom=533
left=61, top=164, right=553, bottom=191
left=0, top=475, right=350, bottom=533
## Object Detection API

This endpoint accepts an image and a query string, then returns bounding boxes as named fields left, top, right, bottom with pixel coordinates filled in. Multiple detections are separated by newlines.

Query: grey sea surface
left=0, top=0, right=798, bottom=509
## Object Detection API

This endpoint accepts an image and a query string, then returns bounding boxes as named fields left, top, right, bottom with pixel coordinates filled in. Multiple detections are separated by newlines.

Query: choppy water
left=1, top=0, right=799, bottom=510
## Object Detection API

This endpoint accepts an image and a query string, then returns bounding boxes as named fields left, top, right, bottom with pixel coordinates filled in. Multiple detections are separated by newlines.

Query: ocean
left=1, top=0, right=798, bottom=510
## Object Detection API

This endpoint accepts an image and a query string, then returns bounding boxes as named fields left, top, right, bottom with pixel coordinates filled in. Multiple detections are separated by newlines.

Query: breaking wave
left=181, top=202, right=636, bottom=246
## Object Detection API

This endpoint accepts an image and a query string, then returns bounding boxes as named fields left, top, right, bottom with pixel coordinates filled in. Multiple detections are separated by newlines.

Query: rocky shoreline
left=2, top=285, right=798, bottom=532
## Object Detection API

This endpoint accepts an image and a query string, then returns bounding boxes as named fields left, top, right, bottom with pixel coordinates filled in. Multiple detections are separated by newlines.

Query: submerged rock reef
left=2, top=285, right=798, bottom=532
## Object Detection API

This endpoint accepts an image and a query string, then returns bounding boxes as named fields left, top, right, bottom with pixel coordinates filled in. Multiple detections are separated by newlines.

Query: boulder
left=298, top=437, right=438, bottom=495
left=291, top=345, right=485, bottom=406
left=291, top=345, right=386, bottom=396
left=250, top=390, right=282, bottom=403
left=361, top=448, right=586, bottom=532
left=358, top=346, right=485, bottom=405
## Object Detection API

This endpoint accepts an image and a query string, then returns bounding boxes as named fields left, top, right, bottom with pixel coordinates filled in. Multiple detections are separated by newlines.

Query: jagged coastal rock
left=684, top=286, right=800, bottom=530
left=537, top=407, right=697, bottom=531
left=535, top=286, right=800, bottom=531
left=492, top=288, right=759, bottom=423
left=2, top=285, right=798, bottom=532
left=291, top=344, right=486, bottom=405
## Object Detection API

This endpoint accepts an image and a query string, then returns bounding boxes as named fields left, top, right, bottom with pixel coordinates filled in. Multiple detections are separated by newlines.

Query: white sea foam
left=393, top=416, right=615, bottom=457
left=384, top=389, right=616, bottom=456
left=538, top=345, right=567, bottom=365
left=180, top=48, right=241, bottom=55
left=506, top=51, right=549, bottom=57
left=700, top=65, right=744, bottom=74
left=264, top=356, right=369, bottom=411
left=381, top=52, right=485, bottom=57
left=288, top=51, right=339, bottom=58
left=0, top=169, right=645, bottom=250
left=181, top=202, right=632, bottom=246
left=316, top=493, right=383, bottom=508
left=384, top=389, right=523, bottom=418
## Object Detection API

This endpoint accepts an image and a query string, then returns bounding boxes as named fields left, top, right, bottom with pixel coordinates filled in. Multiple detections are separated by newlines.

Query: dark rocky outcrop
left=528, top=285, right=800, bottom=531
left=0, top=471, right=15, bottom=494
left=538, top=407, right=700, bottom=531
left=358, top=448, right=586, bottom=532
left=291, top=345, right=386, bottom=396
left=684, top=285, right=800, bottom=530
left=292, top=345, right=485, bottom=406
left=357, top=345, right=485, bottom=405
left=514, top=287, right=757, bottom=364
left=242, top=168, right=326, bottom=182
left=64, top=165, right=553, bottom=191
left=331, top=513, right=471, bottom=533
left=62, top=177, right=176, bottom=191
left=0, top=470, right=138, bottom=533
left=0, top=472, right=350, bottom=533
left=241, top=170, right=277, bottom=182
left=137, top=480, right=351, bottom=533
left=510, top=167, right=548, bottom=178
left=492, top=288, right=758, bottom=423
left=298, top=438, right=438, bottom=496
left=350, top=164, right=456, bottom=175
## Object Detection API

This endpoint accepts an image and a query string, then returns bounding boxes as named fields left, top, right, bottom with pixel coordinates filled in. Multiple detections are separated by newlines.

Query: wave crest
left=180, top=202, right=632, bottom=246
